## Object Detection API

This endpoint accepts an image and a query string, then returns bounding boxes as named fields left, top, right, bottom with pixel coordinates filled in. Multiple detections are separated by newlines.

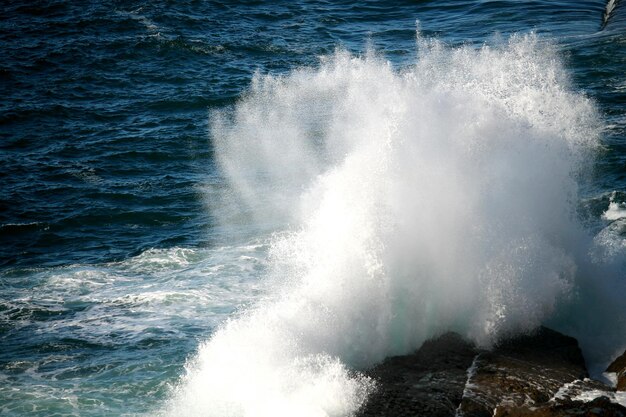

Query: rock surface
left=358, top=332, right=477, bottom=417
left=457, top=327, right=588, bottom=417
left=494, top=396, right=626, bottom=417
left=357, top=327, right=626, bottom=417
left=607, top=349, right=626, bottom=391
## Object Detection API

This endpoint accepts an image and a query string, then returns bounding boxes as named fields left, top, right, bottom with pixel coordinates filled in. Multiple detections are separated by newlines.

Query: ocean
left=1, top=1, right=625, bottom=416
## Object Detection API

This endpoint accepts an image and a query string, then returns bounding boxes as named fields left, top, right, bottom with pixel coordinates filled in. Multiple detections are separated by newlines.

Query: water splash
left=163, top=33, right=626, bottom=416
left=602, top=0, right=620, bottom=29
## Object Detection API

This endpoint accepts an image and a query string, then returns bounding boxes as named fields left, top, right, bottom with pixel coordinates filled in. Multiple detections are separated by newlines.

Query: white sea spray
left=163, top=33, right=626, bottom=417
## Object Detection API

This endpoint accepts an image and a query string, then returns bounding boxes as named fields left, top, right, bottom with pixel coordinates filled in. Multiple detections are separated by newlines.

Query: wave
left=162, top=33, right=626, bottom=416
left=0, top=243, right=268, bottom=347
left=602, top=0, right=620, bottom=29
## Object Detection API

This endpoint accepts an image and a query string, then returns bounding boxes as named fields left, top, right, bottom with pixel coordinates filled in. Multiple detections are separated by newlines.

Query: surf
left=160, top=32, right=626, bottom=416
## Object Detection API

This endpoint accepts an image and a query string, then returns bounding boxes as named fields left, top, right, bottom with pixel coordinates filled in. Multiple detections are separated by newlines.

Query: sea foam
left=162, top=33, right=626, bottom=416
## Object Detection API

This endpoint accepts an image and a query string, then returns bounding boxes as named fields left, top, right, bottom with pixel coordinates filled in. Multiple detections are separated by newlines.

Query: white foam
left=0, top=243, right=269, bottom=352
left=456, top=354, right=481, bottom=417
left=602, top=194, right=626, bottom=221
left=574, top=390, right=626, bottom=407
left=163, top=33, right=626, bottom=416
left=550, top=378, right=626, bottom=407
left=591, top=194, right=626, bottom=261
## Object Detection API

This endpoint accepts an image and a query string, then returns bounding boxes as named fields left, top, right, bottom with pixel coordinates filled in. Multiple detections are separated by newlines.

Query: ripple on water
left=0, top=241, right=270, bottom=415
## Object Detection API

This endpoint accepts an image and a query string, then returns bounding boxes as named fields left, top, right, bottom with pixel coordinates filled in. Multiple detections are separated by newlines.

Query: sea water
left=1, top=1, right=625, bottom=416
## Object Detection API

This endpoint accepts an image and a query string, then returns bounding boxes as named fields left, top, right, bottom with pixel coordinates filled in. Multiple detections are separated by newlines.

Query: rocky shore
left=358, top=327, right=626, bottom=417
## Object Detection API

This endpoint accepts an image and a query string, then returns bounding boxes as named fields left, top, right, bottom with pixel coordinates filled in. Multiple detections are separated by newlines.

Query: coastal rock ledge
left=607, top=348, right=626, bottom=392
left=358, top=327, right=626, bottom=417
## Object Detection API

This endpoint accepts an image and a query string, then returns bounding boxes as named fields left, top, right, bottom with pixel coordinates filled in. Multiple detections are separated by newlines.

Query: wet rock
left=494, top=396, right=626, bottom=417
left=550, top=377, right=620, bottom=402
left=358, top=332, right=478, bottom=417
left=358, top=327, right=625, bottom=417
left=607, top=349, right=626, bottom=391
left=457, top=327, right=588, bottom=417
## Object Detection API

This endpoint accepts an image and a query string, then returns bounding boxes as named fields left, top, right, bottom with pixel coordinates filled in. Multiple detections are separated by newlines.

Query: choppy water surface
left=1, top=1, right=625, bottom=416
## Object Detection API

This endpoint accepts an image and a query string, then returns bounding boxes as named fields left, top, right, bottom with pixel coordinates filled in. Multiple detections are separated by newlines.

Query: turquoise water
left=1, top=1, right=625, bottom=416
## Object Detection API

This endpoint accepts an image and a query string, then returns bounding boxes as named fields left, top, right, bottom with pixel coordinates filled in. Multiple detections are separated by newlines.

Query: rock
left=550, top=377, right=620, bottom=402
left=358, top=327, right=625, bottom=417
left=358, top=332, right=478, bottom=417
left=607, top=349, right=626, bottom=391
left=494, top=396, right=626, bottom=417
left=457, top=327, right=588, bottom=417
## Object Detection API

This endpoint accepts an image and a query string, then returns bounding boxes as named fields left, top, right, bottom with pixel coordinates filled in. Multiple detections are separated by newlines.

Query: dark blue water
left=1, top=1, right=625, bottom=416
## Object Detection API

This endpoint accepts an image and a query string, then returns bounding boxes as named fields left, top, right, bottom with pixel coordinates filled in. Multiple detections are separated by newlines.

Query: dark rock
left=549, top=377, right=619, bottom=402
left=358, top=332, right=478, bottom=417
left=358, top=327, right=625, bottom=417
left=494, top=396, right=626, bottom=417
left=607, top=349, right=626, bottom=391
left=457, top=327, right=588, bottom=416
